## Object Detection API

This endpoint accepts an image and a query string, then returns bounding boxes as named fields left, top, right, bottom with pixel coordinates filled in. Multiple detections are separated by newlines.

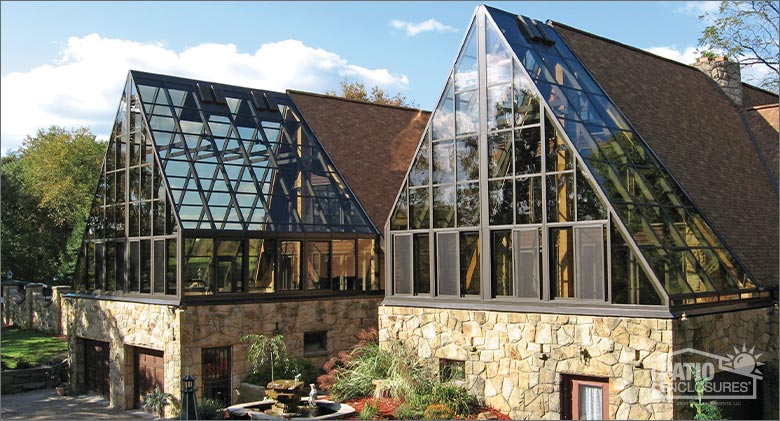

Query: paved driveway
left=1, top=388, right=156, bottom=420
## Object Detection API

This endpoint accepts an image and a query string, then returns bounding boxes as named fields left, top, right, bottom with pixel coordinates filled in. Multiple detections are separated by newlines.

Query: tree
left=326, top=81, right=416, bottom=107
left=1, top=126, right=105, bottom=283
left=698, top=1, right=779, bottom=93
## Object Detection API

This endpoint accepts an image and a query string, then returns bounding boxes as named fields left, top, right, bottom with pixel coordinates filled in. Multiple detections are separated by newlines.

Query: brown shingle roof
left=745, top=104, right=779, bottom=190
left=554, top=22, right=779, bottom=287
left=289, top=91, right=429, bottom=231
left=743, top=83, right=779, bottom=108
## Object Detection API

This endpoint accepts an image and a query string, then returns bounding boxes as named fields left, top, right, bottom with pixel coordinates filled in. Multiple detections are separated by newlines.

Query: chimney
left=692, top=56, right=743, bottom=108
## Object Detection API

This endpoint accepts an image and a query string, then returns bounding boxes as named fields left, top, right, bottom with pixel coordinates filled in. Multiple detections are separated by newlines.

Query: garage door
left=134, top=347, right=165, bottom=409
left=84, top=339, right=110, bottom=398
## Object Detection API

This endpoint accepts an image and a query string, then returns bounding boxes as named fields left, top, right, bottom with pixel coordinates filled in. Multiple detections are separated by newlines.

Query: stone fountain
left=264, top=378, right=305, bottom=417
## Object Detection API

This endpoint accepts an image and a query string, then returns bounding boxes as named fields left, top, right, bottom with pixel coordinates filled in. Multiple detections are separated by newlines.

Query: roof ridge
left=287, top=89, right=430, bottom=113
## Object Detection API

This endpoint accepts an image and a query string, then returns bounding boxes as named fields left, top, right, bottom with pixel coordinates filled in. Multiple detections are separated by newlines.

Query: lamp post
left=180, top=375, right=199, bottom=420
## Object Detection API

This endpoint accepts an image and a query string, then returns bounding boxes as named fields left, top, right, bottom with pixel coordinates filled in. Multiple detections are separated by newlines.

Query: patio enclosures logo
left=653, top=345, right=764, bottom=400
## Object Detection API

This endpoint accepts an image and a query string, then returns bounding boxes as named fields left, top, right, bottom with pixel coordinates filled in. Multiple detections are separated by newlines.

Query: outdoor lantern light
left=7, top=270, right=13, bottom=280
left=180, top=375, right=199, bottom=420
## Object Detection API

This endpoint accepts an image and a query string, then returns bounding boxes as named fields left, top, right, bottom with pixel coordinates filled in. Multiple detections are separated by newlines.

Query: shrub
left=423, top=403, right=455, bottom=420
left=358, top=398, right=380, bottom=420
left=143, top=386, right=176, bottom=419
left=392, top=402, right=424, bottom=420
left=428, top=382, right=477, bottom=416
left=198, top=398, right=225, bottom=420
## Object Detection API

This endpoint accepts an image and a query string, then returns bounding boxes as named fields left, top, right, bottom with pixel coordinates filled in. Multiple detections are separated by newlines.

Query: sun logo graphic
left=651, top=344, right=764, bottom=401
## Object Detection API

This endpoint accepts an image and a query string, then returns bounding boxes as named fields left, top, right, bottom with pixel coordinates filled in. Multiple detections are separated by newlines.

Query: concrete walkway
left=1, top=388, right=157, bottom=420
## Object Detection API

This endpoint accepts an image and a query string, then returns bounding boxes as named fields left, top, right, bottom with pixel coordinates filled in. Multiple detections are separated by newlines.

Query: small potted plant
left=143, top=385, right=176, bottom=419
left=49, top=359, right=69, bottom=396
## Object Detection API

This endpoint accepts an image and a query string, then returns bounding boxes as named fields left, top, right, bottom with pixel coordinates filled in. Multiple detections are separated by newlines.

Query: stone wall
left=180, top=296, right=382, bottom=403
left=692, top=56, right=743, bottom=107
left=2, top=285, right=70, bottom=335
left=378, top=306, right=674, bottom=420
left=64, top=297, right=181, bottom=415
left=672, top=308, right=779, bottom=419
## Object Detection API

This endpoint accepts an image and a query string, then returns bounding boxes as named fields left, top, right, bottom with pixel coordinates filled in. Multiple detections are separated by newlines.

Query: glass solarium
left=387, top=6, right=761, bottom=309
left=75, top=71, right=380, bottom=298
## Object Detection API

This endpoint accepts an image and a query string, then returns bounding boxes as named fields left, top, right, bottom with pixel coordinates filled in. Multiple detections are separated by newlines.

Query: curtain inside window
left=579, top=384, right=602, bottom=420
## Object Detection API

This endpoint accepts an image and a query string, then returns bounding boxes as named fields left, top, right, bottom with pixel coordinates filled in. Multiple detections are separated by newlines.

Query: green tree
left=1, top=126, right=105, bottom=283
left=326, top=81, right=416, bottom=107
left=698, top=1, right=779, bottom=93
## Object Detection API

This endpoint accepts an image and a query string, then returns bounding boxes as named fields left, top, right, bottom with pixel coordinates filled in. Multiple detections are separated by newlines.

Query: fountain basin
left=226, top=398, right=355, bottom=420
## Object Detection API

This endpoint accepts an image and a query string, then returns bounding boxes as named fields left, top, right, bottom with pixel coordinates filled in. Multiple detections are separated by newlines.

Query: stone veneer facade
left=692, top=56, right=744, bottom=108
left=378, top=305, right=778, bottom=420
left=2, top=285, right=71, bottom=335
left=65, top=296, right=381, bottom=416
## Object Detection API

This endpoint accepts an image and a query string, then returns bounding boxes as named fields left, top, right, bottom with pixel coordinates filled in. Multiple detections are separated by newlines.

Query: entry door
left=563, top=375, right=609, bottom=420
left=134, top=347, right=165, bottom=409
left=84, top=339, right=110, bottom=398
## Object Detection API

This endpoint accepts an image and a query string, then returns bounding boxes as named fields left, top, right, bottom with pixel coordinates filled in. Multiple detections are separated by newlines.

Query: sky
left=0, top=1, right=729, bottom=156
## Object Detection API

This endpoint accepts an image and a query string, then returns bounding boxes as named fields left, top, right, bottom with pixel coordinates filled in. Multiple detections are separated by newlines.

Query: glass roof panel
left=129, top=71, right=376, bottom=234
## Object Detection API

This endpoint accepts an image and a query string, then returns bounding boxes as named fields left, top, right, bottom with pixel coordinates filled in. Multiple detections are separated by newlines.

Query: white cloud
left=0, top=34, right=409, bottom=155
left=674, top=1, right=720, bottom=18
left=644, top=45, right=700, bottom=65
left=389, top=18, right=456, bottom=36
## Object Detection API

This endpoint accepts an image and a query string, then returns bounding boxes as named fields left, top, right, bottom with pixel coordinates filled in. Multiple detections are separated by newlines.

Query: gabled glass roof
left=482, top=6, right=758, bottom=301
left=129, top=71, right=375, bottom=234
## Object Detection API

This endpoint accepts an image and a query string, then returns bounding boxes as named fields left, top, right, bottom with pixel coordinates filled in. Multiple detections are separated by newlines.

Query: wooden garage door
left=84, top=339, right=110, bottom=398
left=134, top=347, right=164, bottom=409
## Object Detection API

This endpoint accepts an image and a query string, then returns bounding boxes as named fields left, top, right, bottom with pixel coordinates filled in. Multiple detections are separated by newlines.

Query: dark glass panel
left=515, top=176, right=543, bottom=224
left=488, top=131, right=513, bottom=178
left=489, top=179, right=514, bottom=225
left=183, top=238, right=213, bottom=295
left=86, top=242, right=95, bottom=290
left=215, top=240, right=243, bottom=293
left=394, top=235, right=412, bottom=295
left=332, top=240, right=356, bottom=290
left=456, top=136, right=479, bottom=181
left=115, top=241, right=125, bottom=291
left=454, top=24, right=478, bottom=91
left=248, top=239, right=275, bottom=293
left=513, top=65, right=541, bottom=126
left=436, top=233, right=458, bottom=296
left=576, top=168, right=607, bottom=221
left=514, top=229, right=540, bottom=298
left=432, top=79, right=455, bottom=140
left=456, top=182, right=480, bottom=227
left=643, top=247, right=693, bottom=296
left=165, top=239, right=176, bottom=295
left=129, top=202, right=140, bottom=237
left=549, top=227, right=574, bottom=298
left=129, top=167, right=140, bottom=202
left=409, top=137, right=430, bottom=187
left=610, top=224, right=663, bottom=305
left=413, top=234, right=430, bottom=295
left=141, top=239, right=151, bottom=293
left=515, top=46, right=553, bottom=82
left=545, top=113, right=574, bottom=172
left=546, top=173, right=574, bottom=223
left=459, top=231, right=480, bottom=295
left=357, top=239, right=378, bottom=290
left=129, top=241, right=140, bottom=292
left=487, top=84, right=513, bottom=131
left=574, top=226, right=605, bottom=300
left=153, top=240, right=165, bottom=294
left=455, top=90, right=479, bottom=136
left=491, top=230, right=513, bottom=297
left=486, top=22, right=512, bottom=84
left=305, top=241, right=330, bottom=290
left=278, top=241, right=301, bottom=291
left=514, top=126, right=542, bottom=175
left=95, top=243, right=105, bottom=290
left=153, top=200, right=165, bottom=235
left=409, top=187, right=430, bottom=230
left=433, top=185, right=456, bottom=228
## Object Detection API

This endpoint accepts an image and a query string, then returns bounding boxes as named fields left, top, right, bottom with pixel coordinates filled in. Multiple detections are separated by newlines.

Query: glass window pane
left=414, top=234, right=430, bottom=295
left=409, top=187, right=430, bottom=230
left=579, top=384, right=603, bottom=420
left=332, top=240, right=356, bottom=290
left=305, top=241, right=330, bottom=290
left=456, top=136, right=479, bottom=181
left=515, top=126, right=542, bottom=175
left=183, top=238, right=212, bottom=295
left=487, top=85, right=513, bottom=131
left=433, top=185, right=456, bottom=228
left=492, top=230, right=513, bottom=297
left=248, top=239, right=275, bottom=293
left=154, top=240, right=165, bottom=293
left=129, top=241, right=140, bottom=292
left=488, top=131, right=513, bottom=178
left=394, top=235, right=412, bottom=295
left=576, top=168, right=607, bottom=221
left=357, top=239, right=378, bottom=291
left=390, top=186, right=408, bottom=231
left=550, top=228, right=574, bottom=298
left=437, top=232, right=458, bottom=296
left=610, top=225, right=663, bottom=305
left=166, top=239, right=176, bottom=295
left=95, top=243, right=105, bottom=290
left=456, top=182, right=480, bottom=227
left=547, top=173, right=574, bottom=223
left=460, top=232, right=480, bottom=295
left=575, top=226, right=605, bottom=300
left=489, top=180, right=514, bottom=225
left=514, top=67, right=541, bottom=126
left=514, top=229, right=540, bottom=298
left=432, top=79, right=455, bottom=141
left=486, top=23, right=512, bottom=84
left=455, top=90, right=479, bottom=136
left=454, top=25, right=478, bottom=91
left=116, top=241, right=126, bottom=291
left=409, top=137, right=430, bottom=186
left=216, top=240, right=243, bottom=293
left=432, top=141, right=455, bottom=184
left=516, top=176, right=543, bottom=224
left=278, top=241, right=301, bottom=291
left=545, top=113, right=574, bottom=172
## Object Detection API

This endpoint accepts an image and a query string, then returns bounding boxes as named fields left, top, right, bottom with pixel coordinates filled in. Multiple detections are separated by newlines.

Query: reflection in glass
left=460, top=232, right=480, bottom=295
left=433, top=185, right=456, bottom=228
left=516, top=176, right=543, bottom=224
left=413, top=234, right=430, bottom=294
left=492, top=230, right=513, bottom=296
left=278, top=241, right=301, bottom=290
left=394, top=235, right=412, bottom=295
left=409, top=187, right=430, bottom=229
left=183, top=238, right=213, bottom=295
left=248, top=239, right=275, bottom=293
left=216, top=240, right=243, bottom=293
left=456, top=137, right=479, bottom=181
left=576, top=168, right=607, bottom=221
left=487, top=85, right=513, bottom=131
left=357, top=239, right=378, bottom=290
left=455, top=90, right=479, bottom=135
left=515, top=127, right=542, bottom=175
left=545, top=113, right=574, bottom=172
left=514, top=65, right=541, bottom=126
left=332, top=240, right=356, bottom=290
left=486, top=22, right=512, bottom=84
left=488, top=131, right=513, bottom=178
left=455, top=25, right=478, bottom=91
left=550, top=228, right=574, bottom=298
left=305, top=241, right=330, bottom=290
left=432, top=80, right=455, bottom=140
left=547, top=173, right=574, bottom=223
left=409, top=137, right=430, bottom=186
left=489, top=180, right=514, bottom=225
left=457, top=182, right=480, bottom=227
left=432, top=141, right=455, bottom=184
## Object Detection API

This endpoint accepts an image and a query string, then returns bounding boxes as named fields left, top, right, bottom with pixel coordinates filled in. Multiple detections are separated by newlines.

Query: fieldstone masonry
left=2, top=285, right=70, bottom=335
left=693, top=56, right=744, bottom=108
left=379, top=305, right=778, bottom=420
left=64, top=295, right=381, bottom=416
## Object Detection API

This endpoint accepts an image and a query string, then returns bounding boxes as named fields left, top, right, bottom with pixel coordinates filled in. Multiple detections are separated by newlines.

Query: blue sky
left=1, top=1, right=722, bottom=155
